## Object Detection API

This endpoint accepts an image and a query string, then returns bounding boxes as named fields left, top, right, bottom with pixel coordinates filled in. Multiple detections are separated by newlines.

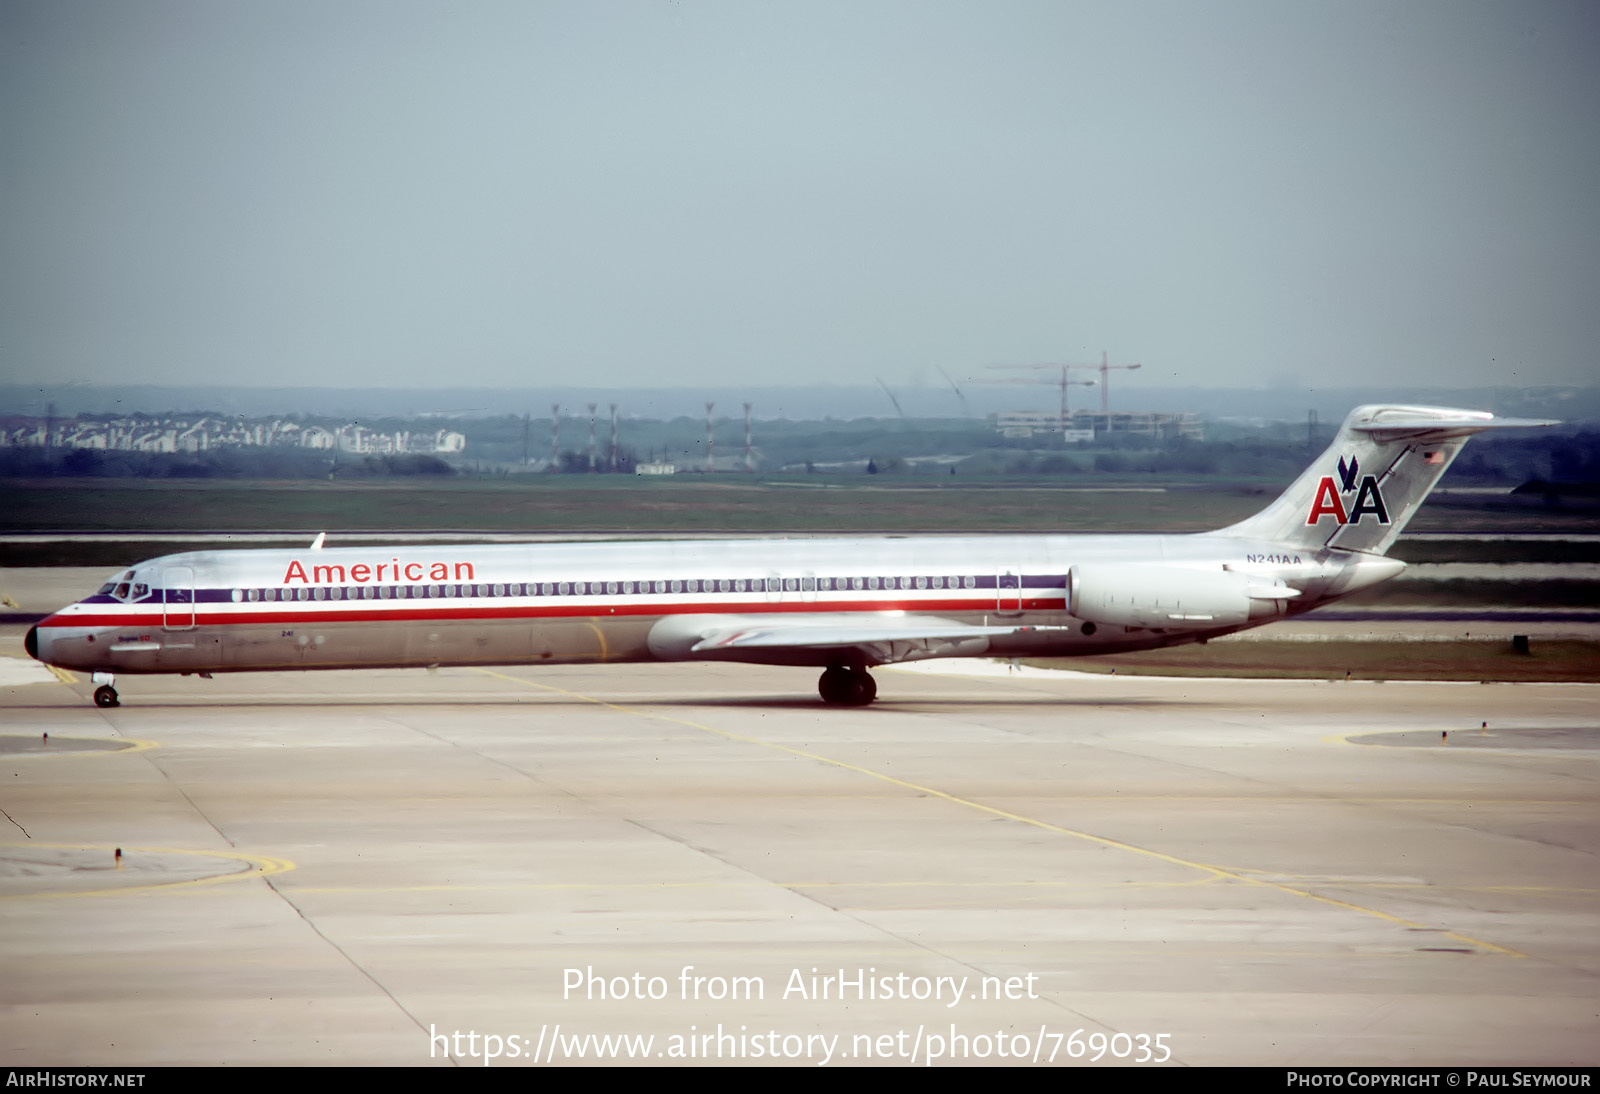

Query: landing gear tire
left=818, top=667, right=876, bottom=707
left=93, top=685, right=120, bottom=709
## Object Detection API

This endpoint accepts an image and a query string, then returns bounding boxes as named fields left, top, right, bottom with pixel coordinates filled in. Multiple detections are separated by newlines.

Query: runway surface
left=1, top=647, right=1595, bottom=1067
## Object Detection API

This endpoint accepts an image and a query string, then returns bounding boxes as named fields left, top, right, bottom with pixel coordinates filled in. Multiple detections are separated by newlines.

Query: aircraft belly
left=222, top=624, right=299, bottom=669
left=405, top=619, right=530, bottom=666
left=206, top=616, right=658, bottom=670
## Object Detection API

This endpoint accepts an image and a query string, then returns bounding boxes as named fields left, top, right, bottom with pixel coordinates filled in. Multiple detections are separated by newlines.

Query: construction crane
left=936, top=366, right=975, bottom=419
left=973, top=364, right=1097, bottom=425
left=1093, top=352, right=1142, bottom=415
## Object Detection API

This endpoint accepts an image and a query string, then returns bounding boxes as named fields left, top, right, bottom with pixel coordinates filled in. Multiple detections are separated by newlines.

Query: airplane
left=24, top=404, right=1554, bottom=709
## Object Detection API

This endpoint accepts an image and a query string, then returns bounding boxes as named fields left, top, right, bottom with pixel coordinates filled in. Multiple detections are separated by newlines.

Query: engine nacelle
left=1068, top=564, right=1295, bottom=629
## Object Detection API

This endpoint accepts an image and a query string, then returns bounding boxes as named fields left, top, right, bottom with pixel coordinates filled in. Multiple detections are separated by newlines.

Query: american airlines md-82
left=25, top=405, right=1552, bottom=708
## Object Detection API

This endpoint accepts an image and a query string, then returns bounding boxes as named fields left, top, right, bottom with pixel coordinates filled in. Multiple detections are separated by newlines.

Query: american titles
left=282, top=559, right=476, bottom=585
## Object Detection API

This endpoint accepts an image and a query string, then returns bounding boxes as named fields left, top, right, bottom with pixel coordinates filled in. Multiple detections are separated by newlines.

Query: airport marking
left=470, top=667, right=1525, bottom=958
left=0, top=735, right=160, bottom=759
left=0, top=841, right=295, bottom=901
left=1326, top=729, right=1600, bottom=753
left=285, top=875, right=1222, bottom=895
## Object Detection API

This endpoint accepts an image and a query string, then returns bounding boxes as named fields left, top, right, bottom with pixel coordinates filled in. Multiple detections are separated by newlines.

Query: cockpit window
left=113, top=583, right=131, bottom=599
left=97, top=582, right=116, bottom=595
left=131, top=583, right=150, bottom=600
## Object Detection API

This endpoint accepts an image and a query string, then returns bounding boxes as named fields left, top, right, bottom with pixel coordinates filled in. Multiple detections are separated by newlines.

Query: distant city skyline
left=4, top=2, right=1597, bottom=393
left=4, top=380, right=1594, bottom=427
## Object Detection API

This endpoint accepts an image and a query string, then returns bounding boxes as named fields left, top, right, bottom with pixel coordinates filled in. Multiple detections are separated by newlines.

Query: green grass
left=1389, top=539, right=1600, bottom=564
left=4, top=476, right=1597, bottom=536
left=0, top=477, right=1272, bottom=534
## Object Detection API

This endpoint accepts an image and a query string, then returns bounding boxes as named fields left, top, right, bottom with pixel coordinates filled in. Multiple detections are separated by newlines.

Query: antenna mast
left=550, top=404, right=560, bottom=471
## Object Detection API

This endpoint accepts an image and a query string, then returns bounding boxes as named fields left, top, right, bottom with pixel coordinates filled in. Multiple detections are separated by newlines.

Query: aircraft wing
left=691, top=616, right=1058, bottom=653
left=650, top=612, right=1068, bottom=665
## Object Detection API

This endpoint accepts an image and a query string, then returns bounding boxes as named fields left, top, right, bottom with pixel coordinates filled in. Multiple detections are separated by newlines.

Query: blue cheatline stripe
left=170, top=573, right=1070, bottom=604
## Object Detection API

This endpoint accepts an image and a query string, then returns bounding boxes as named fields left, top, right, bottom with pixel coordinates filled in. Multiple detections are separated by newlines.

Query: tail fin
left=1214, top=404, right=1556, bottom=555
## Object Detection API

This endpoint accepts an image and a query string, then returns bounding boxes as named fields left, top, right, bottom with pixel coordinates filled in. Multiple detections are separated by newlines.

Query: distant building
left=635, top=461, right=677, bottom=476
left=0, top=413, right=469, bottom=456
left=991, top=410, right=1201, bottom=441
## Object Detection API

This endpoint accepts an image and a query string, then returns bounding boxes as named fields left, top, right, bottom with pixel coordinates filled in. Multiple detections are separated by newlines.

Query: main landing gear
left=818, top=665, right=877, bottom=707
left=92, top=673, right=119, bottom=708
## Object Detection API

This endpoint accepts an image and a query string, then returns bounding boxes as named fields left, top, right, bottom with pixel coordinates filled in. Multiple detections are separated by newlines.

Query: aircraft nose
left=24, top=625, right=39, bottom=661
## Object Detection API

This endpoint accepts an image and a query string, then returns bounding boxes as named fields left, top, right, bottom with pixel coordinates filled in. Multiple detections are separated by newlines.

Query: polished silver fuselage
left=29, top=532, right=1396, bottom=676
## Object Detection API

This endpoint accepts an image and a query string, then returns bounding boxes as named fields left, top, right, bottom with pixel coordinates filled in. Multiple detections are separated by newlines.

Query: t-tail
left=1215, top=404, right=1557, bottom=555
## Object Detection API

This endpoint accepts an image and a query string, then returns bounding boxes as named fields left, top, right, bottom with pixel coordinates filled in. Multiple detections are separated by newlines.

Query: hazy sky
left=3, top=1, right=1597, bottom=393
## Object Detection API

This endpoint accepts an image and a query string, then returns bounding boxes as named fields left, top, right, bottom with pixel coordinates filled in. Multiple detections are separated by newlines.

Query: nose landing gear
left=818, top=666, right=877, bottom=706
left=91, top=673, right=119, bottom=708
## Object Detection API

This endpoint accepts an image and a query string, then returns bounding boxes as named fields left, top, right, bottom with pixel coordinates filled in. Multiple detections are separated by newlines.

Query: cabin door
left=996, top=570, right=1023, bottom=617
left=162, top=567, right=196, bottom=631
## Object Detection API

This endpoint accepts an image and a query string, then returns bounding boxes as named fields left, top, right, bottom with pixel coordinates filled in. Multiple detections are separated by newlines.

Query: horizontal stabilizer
left=1350, top=412, right=1558, bottom=440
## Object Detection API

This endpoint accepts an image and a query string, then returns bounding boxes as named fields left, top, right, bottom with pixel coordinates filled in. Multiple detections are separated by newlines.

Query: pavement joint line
left=471, top=666, right=1526, bottom=960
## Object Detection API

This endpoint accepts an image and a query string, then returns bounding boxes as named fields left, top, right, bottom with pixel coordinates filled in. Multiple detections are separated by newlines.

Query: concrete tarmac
left=1, top=646, right=1594, bottom=1067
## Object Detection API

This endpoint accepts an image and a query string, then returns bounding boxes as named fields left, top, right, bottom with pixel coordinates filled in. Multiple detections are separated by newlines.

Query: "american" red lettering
left=282, top=560, right=475, bottom=584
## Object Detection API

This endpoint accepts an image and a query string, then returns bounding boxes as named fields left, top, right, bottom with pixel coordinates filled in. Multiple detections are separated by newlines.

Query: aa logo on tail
left=1306, top=455, right=1390, bottom=526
